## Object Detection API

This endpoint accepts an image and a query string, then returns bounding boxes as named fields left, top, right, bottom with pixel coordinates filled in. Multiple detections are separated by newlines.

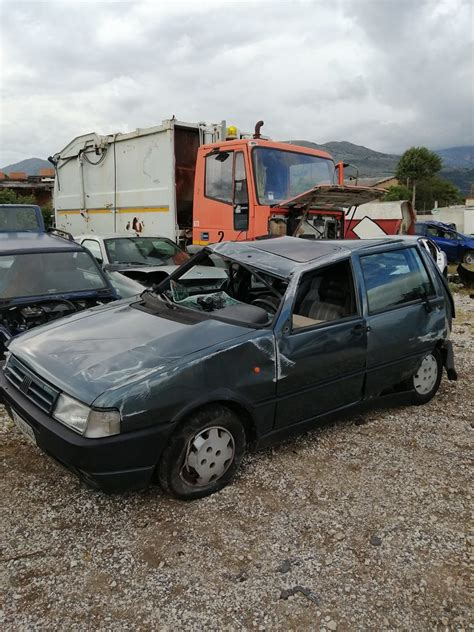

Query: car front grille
left=4, top=355, right=59, bottom=413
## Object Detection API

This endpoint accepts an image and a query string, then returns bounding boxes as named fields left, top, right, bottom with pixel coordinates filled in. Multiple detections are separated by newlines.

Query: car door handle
left=352, top=323, right=371, bottom=336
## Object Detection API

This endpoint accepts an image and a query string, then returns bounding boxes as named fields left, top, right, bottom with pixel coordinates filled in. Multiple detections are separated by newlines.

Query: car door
left=427, top=227, right=459, bottom=262
left=357, top=245, right=446, bottom=396
left=273, top=258, right=368, bottom=429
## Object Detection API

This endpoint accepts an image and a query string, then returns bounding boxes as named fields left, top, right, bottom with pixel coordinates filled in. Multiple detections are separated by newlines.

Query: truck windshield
left=105, top=237, right=190, bottom=266
left=0, top=206, right=42, bottom=232
left=0, top=251, right=107, bottom=299
left=253, top=147, right=335, bottom=205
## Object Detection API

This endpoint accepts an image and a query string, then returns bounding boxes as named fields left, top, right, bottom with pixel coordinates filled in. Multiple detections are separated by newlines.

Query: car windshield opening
left=144, top=251, right=288, bottom=326
left=253, top=147, right=335, bottom=205
left=0, top=251, right=107, bottom=299
left=105, top=237, right=190, bottom=266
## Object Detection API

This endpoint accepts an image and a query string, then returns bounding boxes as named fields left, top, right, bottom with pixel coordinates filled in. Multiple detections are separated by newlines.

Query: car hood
left=8, top=299, right=251, bottom=405
left=275, top=184, right=386, bottom=210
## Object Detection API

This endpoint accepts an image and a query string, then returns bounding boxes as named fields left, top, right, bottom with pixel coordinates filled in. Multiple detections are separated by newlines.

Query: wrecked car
left=76, top=233, right=227, bottom=297
left=415, top=221, right=474, bottom=264
left=0, top=230, right=118, bottom=353
left=0, top=236, right=456, bottom=499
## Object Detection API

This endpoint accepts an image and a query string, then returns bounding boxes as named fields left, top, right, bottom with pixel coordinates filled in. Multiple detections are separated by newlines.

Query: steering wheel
left=251, top=297, right=279, bottom=314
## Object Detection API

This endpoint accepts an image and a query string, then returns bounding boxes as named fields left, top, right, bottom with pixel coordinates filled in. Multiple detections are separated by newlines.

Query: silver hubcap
left=413, top=354, right=438, bottom=395
left=181, top=426, right=235, bottom=487
left=464, top=253, right=473, bottom=264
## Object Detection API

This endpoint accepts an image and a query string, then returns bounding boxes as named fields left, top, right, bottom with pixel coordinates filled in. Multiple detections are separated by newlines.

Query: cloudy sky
left=0, top=0, right=473, bottom=166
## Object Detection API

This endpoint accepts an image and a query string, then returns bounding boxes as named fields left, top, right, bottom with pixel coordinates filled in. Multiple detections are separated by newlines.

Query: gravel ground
left=1, top=294, right=472, bottom=631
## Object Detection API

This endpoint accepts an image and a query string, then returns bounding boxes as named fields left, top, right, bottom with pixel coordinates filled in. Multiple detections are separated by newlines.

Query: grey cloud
left=1, top=0, right=472, bottom=165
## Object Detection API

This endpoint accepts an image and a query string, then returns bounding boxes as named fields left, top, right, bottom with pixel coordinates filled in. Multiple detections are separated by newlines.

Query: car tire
left=409, top=349, right=443, bottom=405
left=157, top=405, right=246, bottom=500
left=463, top=250, right=474, bottom=265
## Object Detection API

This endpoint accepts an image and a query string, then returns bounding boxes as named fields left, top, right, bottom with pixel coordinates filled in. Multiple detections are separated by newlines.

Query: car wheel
left=157, top=405, right=246, bottom=500
left=463, top=250, right=474, bottom=265
left=410, top=349, right=442, bottom=405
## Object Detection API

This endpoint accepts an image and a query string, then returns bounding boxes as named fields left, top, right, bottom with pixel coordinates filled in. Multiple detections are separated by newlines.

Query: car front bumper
left=0, top=369, right=176, bottom=492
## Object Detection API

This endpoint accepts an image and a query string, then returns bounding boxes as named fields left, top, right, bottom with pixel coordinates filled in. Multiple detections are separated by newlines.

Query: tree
left=415, top=176, right=463, bottom=212
left=382, top=184, right=412, bottom=202
left=396, top=147, right=442, bottom=209
left=0, top=188, right=53, bottom=229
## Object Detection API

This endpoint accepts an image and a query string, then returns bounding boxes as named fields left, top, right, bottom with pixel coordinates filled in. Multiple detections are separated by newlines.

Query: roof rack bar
left=48, top=227, right=74, bottom=241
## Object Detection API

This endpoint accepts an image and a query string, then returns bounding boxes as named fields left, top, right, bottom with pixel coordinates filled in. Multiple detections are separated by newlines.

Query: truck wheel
left=463, top=250, right=474, bottom=265
left=157, top=405, right=246, bottom=500
left=410, top=349, right=442, bottom=405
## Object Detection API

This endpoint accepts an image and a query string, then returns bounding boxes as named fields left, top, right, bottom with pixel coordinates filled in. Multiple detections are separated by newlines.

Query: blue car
left=0, top=230, right=118, bottom=353
left=415, top=221, right=474, bottom=264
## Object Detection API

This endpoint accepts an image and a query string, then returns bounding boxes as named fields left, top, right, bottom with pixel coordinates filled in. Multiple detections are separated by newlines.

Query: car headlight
left=86, top=409, right=121, bottom=438
left=53, top=393, right=121, bottom=438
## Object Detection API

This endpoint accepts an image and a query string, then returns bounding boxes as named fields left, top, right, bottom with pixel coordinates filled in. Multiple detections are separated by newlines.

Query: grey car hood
left=8, top=299, right=250, bottom=405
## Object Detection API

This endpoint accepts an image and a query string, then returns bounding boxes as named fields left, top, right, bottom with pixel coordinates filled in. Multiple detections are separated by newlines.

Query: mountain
left=290, top=141, right=473, bottom=194
left=1, top=157, right=51, bottom=175
left=3, top=143, right=473, bottom=194
left=435, top=146, right=473, bottom=169
left=439, top=168, right=474, bottom=195
left=289, top=140, right=400, bottom=178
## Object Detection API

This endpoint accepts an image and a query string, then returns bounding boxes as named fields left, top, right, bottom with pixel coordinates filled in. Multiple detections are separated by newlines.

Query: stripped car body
left=0, top=231, right=118, bottom=353
left=1, top=236, right=456, bottom=498
left=76, top=233, right=228, bottom=297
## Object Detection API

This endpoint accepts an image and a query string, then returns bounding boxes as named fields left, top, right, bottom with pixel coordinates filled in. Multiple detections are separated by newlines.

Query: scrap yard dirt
left=1, top=293, right=472, bottom=631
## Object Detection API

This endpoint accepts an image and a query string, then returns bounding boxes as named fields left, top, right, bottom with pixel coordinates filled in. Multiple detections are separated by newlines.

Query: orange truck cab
left=192, top=129, right=385, bottom=246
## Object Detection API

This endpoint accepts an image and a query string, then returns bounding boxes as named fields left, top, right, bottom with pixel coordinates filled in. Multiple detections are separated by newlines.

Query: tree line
left=383, top=147, right=463, bottom=212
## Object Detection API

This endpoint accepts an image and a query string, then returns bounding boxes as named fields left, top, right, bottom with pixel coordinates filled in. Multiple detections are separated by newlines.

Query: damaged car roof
left=208, top=236, right=395, bottom=276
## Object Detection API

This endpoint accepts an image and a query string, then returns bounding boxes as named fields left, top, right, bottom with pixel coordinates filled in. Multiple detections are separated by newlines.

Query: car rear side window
left=360, top=248, right=434, bottom=314
left=82, top=239, right=102, bottom=262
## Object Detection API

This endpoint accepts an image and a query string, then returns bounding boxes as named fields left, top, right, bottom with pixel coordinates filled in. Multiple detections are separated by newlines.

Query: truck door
left=193, top=149, right=250, bottom=245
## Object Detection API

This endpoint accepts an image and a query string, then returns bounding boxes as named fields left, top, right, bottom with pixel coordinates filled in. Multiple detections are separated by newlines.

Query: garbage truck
left=52, top=118, right=390, bottom=246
